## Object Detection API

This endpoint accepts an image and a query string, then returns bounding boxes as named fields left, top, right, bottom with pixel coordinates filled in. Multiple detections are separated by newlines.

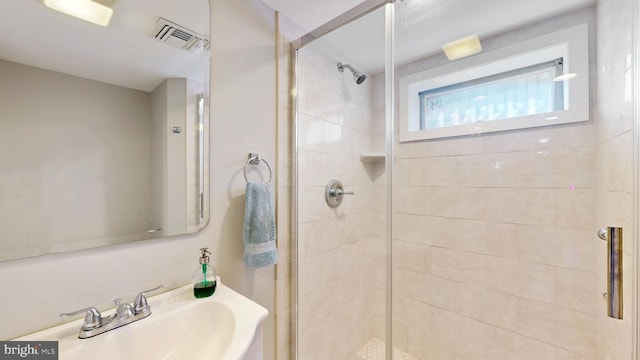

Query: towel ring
left=244, top=153, right=272, bottom=183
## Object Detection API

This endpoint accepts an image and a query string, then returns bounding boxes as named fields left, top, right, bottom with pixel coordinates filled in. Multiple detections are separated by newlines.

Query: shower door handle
left=598, top=227, right=623, bottom=319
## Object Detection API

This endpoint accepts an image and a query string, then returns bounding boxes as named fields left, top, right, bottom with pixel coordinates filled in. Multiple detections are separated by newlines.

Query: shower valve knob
left=335, top=189, right=354, bottom=196
left=325, top=179, right=354, bottom=208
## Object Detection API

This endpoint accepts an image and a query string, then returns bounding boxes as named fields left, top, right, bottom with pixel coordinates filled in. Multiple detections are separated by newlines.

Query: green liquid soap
left=194, top=280, right=216, bottom=298
left=202, top=263, right=207, bottom=281
left=193, top=263, right=215, bottom=298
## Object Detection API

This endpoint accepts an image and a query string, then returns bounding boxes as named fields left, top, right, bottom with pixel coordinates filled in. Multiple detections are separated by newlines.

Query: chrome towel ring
left=244, top=152, right=272, bottom=183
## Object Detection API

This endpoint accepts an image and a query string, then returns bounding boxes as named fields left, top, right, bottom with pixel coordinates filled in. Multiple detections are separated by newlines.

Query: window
left=419, top=58, right=565, bottom=129
left=399, top=24, right=589, bottom=141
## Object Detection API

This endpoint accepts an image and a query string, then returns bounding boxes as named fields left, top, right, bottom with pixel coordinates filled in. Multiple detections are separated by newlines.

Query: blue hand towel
left=243, top=182, right=278, bottom=268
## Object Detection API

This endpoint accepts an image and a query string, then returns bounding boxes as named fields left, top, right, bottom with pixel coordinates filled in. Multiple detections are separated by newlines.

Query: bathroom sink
left=14, top=281, right=268, bottom=360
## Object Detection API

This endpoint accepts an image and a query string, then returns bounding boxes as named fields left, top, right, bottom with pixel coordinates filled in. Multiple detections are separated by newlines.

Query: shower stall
left=291, top=0, right=638, bottom=359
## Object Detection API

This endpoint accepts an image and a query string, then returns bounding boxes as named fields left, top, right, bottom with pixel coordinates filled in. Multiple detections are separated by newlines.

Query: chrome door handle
left=598, top=227, right=623, bottom=319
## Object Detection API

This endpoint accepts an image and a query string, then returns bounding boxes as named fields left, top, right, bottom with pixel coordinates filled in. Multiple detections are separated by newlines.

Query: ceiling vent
left=152, top=18, right=209, bottom=53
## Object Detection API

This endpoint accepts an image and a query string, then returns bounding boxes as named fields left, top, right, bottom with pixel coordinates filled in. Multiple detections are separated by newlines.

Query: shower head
left=337, top=62, right=366, bottom=85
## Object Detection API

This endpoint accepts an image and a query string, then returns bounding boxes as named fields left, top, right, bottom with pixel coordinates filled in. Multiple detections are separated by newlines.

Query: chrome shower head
left=337, top=62, right=366, bottom=85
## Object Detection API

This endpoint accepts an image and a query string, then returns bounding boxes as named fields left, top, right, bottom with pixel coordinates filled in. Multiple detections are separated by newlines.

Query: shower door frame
left=291, top=1, right=395, bottom=359
left=633, top=0, right=640, bottom=357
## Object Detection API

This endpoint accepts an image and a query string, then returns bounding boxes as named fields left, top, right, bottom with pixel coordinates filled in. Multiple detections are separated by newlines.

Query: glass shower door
left=294, top=4, right=390, bottom=360
left=391, top=0, right=637, bottom=359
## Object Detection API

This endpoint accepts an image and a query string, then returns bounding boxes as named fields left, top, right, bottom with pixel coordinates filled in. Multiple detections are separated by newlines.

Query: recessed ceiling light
left=442, top=34, right=482, bottom=61
left=553, top=73, right=578, bottom=82
left=43, top=0, right=114, bottom=27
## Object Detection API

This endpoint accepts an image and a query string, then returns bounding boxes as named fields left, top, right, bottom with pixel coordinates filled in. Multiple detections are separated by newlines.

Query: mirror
left=0, top=0, right=210, bottom=261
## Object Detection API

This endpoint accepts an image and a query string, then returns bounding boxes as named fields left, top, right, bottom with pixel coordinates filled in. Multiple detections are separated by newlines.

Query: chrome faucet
left=60, top=285, right=163, bottom=339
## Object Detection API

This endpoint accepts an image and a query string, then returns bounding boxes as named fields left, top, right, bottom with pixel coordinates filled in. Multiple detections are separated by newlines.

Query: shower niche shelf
left=360, top=152, right=385, bottom=163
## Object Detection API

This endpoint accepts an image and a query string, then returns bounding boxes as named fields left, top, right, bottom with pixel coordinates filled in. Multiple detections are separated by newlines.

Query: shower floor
left=352, top=338, right=419, bottom=360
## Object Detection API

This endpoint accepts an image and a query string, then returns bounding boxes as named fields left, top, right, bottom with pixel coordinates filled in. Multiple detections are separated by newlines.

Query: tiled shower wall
left=295, top=37, right=385, bottom=359
left=596, top=0, right=636, bottom=358
left=387, top=8, right=605, bottom=359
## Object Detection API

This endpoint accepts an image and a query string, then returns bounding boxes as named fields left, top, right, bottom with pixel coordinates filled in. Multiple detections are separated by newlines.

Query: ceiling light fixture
left=43, top=0, right=114, bottom=27
left=442, top=34, right=482, bottom=61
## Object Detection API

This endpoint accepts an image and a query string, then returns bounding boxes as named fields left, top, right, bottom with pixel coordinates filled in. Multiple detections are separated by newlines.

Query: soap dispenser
left=193, top=248, right=216, bottom=298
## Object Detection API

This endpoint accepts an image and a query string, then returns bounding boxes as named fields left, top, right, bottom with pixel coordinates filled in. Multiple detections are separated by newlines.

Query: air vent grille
left=171, top=29, right=192, bottom=42
left=151, top=18, right=209, bottom=53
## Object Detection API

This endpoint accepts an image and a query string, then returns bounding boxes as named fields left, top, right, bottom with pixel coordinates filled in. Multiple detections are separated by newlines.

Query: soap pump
left=193, top=247, right=216, bottom=298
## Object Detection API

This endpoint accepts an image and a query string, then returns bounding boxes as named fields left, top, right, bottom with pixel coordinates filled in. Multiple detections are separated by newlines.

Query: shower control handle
left=325, top=179, right=354, bottom=208
left=335, top=189, right=354, bottom=196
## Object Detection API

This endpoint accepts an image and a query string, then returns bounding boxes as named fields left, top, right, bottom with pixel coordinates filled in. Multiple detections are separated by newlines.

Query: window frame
left=399, top=24, right=589, bottom=142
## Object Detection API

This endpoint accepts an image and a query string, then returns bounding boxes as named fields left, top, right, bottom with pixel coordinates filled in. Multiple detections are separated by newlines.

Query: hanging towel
left=243, top=182, right=278, bottom=268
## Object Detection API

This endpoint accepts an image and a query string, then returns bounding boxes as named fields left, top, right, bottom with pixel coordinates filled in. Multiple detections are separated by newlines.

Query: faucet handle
left=133, top=285, right=164, bottom=315
left=60, top=307, right=103, bottom=330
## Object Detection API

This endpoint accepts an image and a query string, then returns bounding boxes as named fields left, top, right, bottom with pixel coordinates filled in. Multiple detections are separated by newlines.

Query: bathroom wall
left=0, top=1, right=279, bottom=360
left=388, top=8, right=603, bottom=359
left=210, top=0, right=278, bottom=359
left=295, top=35, right=385, bottom=359
left=0, top=59, right=152, bottom=259
left=595, top=0, right=635, bottom=358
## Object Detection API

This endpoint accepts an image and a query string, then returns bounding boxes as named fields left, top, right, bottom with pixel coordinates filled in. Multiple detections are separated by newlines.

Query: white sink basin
left=14, top=281, right=268, bottom=360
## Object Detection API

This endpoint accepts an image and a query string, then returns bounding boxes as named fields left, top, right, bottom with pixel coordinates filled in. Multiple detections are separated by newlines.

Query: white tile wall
left=295, top=34, right=384, bottom=360
left=387, top=7, right=614, bottom=360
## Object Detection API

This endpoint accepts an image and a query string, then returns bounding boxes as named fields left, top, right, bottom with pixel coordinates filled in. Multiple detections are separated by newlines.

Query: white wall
left=0, top=1, right=278, bottom=360
left=210, top=0, right=277, bottom=359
